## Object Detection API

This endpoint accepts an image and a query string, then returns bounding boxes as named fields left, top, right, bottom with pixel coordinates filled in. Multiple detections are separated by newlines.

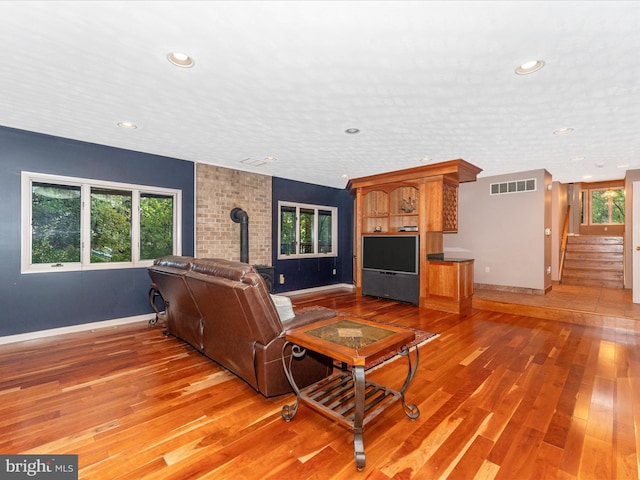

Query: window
left=580, top=187, right=625, bottom=225
left=90, top=187, right=132, bottom=262
left=278, top=201, right=337, bottom=259
left=22, top=172, right=181, bottom=273
left=140, top=193, right=175, bottom=260
left=31, top=182, right=82, bottom=264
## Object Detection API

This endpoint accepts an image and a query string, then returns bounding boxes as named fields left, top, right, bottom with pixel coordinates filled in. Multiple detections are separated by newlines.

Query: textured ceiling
left=1, top=1, right=639, bottom=188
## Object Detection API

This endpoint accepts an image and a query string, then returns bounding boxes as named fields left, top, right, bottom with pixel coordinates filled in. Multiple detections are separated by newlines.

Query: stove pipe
left=230, top=207, right=249, bottom=264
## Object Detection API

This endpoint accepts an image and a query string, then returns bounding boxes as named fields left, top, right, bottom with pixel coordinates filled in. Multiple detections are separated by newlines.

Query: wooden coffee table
left=281, top=316, right=420, bottom=470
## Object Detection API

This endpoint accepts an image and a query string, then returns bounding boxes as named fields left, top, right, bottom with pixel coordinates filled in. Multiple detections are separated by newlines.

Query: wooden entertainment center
left=347, top=159, right=482, bottom=314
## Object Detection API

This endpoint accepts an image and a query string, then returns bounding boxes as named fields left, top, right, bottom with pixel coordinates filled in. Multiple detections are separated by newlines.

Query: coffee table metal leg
left=352, top=365, right=366, bottom=470
left=280, top=339, right=419, bottom=471
left=281, top=341, right=304, bottom=421
left=398, top=345, right=420, bottom=419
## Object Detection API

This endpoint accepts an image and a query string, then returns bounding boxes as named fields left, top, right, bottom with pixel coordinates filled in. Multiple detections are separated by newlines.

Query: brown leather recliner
left=148, top=256, right=336, bottom=397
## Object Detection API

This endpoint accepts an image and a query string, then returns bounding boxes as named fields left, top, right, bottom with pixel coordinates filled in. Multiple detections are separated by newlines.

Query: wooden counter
left=424, top=259, right=474, bottom=315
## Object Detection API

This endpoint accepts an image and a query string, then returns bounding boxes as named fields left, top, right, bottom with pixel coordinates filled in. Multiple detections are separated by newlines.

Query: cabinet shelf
left=362, top=185, right=419, bottom=234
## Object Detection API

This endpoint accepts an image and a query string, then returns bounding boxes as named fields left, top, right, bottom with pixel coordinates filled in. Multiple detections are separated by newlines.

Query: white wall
left=444, top=169, right=550, bottom=291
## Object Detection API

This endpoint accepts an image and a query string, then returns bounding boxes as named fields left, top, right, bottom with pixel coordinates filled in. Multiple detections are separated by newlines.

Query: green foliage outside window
left=140, top=194, right=174, bottom=260
left=299, top=208, right=315, bottom=253
left=611, top=192, right=625, bottom=223
left=31, top=183, right=81, bottom=263
left=30, top=179, right=176, bottom=266
left=280, top=205, right=296, bottom=255
left=318, top=210, right=332, bottom=253
left=278, top=202, right=337, bottom=257
left=91, top=188, right=132, bottom=262
left=591, top=189, right=624, bottom=225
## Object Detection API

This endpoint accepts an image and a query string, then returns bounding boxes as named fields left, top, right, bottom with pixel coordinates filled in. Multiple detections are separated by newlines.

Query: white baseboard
left=0, top=313, right=156, bottom=345
left=282, top=282, right=355, bottom=297
left=1, top=283, right=355, bottom=345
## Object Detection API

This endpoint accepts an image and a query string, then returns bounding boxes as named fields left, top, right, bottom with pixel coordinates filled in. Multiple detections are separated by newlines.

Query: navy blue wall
left=0, top=126, right=195, bottom=336
left=272, top=177, right=354, bottom=293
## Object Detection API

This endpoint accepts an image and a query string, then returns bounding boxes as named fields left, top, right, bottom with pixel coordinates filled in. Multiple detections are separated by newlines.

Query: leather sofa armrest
left=282, top=306, right=336, bottom=330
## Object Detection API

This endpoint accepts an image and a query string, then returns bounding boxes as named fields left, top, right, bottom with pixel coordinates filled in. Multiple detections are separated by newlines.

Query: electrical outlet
left=332, top=268, right=337, bottom=275
left=279, top=274, right=285, bottom=284
left=485, top=267, right=490, bottom=273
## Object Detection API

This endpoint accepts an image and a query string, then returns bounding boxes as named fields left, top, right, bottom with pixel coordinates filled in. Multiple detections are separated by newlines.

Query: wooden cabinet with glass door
left=362, top=184, right=419, bottom=233
left=362, top=189, right=389, bottom=233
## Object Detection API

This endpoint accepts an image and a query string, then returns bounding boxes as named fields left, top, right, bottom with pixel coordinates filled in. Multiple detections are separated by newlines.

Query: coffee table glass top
left=305, top=319, right=396, bottom=349
left=286, top=316, right=415, bottom=366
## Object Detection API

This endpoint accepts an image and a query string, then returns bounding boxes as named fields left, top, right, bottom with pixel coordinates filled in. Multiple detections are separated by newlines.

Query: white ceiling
left=1, top=1, right=639, bottom=188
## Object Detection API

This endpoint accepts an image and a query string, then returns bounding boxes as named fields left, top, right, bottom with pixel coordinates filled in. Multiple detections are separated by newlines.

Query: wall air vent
left=490, top=178, right=536, bottom=195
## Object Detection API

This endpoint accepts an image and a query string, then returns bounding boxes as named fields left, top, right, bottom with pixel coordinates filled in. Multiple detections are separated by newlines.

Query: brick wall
left=196, top=163, right=272, bottom=265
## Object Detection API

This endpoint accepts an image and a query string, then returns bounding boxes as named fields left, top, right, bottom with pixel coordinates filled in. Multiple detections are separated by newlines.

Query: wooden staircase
left=561, top=235, right=624, bottom=288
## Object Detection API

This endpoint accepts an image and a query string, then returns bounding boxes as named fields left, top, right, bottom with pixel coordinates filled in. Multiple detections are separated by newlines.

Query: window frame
left=580, top=187, right=625, bottom=226
left=21, top=171, right=182, bottom=273
left=277, top=201, right=338, bottom=259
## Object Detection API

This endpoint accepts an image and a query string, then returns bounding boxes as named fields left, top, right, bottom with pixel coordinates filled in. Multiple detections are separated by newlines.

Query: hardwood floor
left=474, top=284, right=640, bottom=332
left=1, top=288, right=638, bottom=479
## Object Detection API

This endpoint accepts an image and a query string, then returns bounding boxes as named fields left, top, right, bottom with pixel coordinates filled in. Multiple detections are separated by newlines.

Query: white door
left=633, top=181, right=640, bottom=303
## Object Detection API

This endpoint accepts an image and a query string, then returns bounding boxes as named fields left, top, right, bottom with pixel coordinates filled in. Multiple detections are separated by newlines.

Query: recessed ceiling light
left=167, top=52, right=194, bottom=68
left=571, top=156, right=585, bottom=162
left=117, top=121, right=137, bottom=129
left=515, top=60, right=545, bottom=75
left=583, top=175, right=593, bottom=179
left=618, top=164, right=630, bottom=169
left=420, top=157, right=432, bottom=163
left=345, top=128, right=360, bottom=134
left=263, top=156, right=277, bottom=162
left=553, top=127, right=574, bottom=135
left=341, top=173, right=349, bottom=179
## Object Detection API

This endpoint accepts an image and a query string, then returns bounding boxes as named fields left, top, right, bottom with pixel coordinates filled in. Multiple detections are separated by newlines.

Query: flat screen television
left=361, top=235, right=419, bottom=275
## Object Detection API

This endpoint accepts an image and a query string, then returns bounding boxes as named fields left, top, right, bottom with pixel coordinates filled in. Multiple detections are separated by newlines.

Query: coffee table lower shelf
left=292, top=371, right=402, bottom=427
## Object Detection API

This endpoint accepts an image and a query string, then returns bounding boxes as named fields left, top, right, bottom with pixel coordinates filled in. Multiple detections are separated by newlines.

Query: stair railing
left=558, top=205, right=571, bottom=282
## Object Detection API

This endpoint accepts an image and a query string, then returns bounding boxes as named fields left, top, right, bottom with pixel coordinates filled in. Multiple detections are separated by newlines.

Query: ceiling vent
left=490, top=178, right=536, bottom=195
left=240, top=157, right=276, bottom=167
